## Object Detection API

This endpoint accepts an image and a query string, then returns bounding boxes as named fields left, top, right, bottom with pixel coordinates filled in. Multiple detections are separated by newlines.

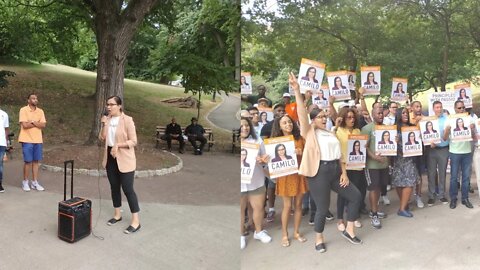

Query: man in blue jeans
left=0, top=107, right=9, bottom=192
left=443, top=100, right=475, bottom=209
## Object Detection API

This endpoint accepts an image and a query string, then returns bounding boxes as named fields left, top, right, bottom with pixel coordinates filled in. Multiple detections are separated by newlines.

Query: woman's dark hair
left=305, top=67, right=316, bottom=77
left=107, top=95, right=123, bottom=112
left=424, top=121, right=437, bottom=133
left=365, top=72, right=377, bottom=84
left=309, top=107, right=322, bottom=121
left=274, top=143, right=286, bottom=159
left=271, top=114, right=301, bottom=140
left=241, top=148, right=248, bottom=166
left=407, top=131, right=418, bottom=144
left=240, top=117, right=257, bottom=140
left=456, top=117, right=464, bottom=129
left=381, top=130, right=391, bottom=143
left=395, top=107, right=412, bottom=132
left=352, top=140, right=360, bottom=153
left=396, top=82, right=403, bottom=92
left=338, top=108, right=360, bottom=129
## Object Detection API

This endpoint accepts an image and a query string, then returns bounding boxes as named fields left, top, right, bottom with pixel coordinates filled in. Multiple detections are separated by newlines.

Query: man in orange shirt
left=283, top=93, right=298, bottom=123
left=18, top=93, right=46, bottom=191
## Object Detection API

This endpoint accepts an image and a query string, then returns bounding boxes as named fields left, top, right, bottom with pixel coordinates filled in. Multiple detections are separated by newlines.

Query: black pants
left=337, top=170, right=367, bottom=219
left=307, top=160, right=361, bottom=233
left=164, top=134, right=185, bottom=150
left=106, top=147, right=140, bottom=213
left=188, top=135, right=207, bottom=151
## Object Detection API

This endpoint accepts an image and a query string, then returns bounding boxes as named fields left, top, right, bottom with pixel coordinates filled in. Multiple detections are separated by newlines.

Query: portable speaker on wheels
left=58, top=160, right=92, bottom=243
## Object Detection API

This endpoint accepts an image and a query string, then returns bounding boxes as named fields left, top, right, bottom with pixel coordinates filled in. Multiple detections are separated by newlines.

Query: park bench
left=232, top=128, right=240, bottom=153
left=155, top=126, right=214, bottom=151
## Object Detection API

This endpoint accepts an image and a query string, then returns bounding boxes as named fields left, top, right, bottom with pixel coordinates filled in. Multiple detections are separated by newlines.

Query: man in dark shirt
left=163, top=117, right=185, bottom=153
left=241, top=85, right=273, bottom=107
left=260, top=103, right=286, bottom=139
left=185, top=117, right=207, bottom=155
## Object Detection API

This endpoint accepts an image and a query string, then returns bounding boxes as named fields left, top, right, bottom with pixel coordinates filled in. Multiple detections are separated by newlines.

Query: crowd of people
left=240, top=74, right=479, bottom=252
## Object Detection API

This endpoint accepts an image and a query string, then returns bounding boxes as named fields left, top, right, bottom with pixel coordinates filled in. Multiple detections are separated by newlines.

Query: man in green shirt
left=443, top=100, right=475, bottom=209
left=362, top=106, right=389, bottom=229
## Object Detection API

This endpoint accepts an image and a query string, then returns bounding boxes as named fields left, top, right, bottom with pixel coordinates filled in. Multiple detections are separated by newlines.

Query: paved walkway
left=0, top=151, right=238, bottom=269
left=207, top=91, right=240, bottom=131
left=242, top=175, right=480, bottom=269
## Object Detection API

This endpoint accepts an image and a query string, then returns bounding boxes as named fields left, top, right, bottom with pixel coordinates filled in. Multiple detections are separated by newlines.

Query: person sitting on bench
left=163, top=117, right=185, bottom=153
left=185, top=117, right=207, bottom=155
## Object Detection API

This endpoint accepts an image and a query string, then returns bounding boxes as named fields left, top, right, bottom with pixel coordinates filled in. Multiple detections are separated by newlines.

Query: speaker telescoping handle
left=63, top=160, right=74, bottom=201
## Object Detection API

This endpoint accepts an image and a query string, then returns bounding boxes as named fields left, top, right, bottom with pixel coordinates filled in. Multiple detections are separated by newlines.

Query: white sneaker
left=354, top=220, right=362, bottom=228
left=241, top=236, right=246, bottom=250
left=416, top=196, right=424, bottom=208
left=22, top=180, right=31, bottom=191
left=253, top=230, right=272, bottom=243
left=386, top=185, right=392, bottom=191
left=31, top=180, right=45, bottom=191
left=382, top=195, right=391, bottom=205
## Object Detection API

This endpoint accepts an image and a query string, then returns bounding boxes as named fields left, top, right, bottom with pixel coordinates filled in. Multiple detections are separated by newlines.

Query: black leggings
left=106, top=147, right=140, bottom=213
left=308, top=161, right=361, bottom=233
left=337, top=170, right=367, bottom=219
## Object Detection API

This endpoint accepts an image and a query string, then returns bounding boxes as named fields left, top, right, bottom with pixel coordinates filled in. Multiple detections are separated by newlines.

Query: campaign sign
left=240, top=72, right=253, bottom=94
left=264, top=135, right=298, bottom=178
left=449, top=113, right=472, bottom=142
left=361, top=66, right=381, bottom=96
left=391, top=78, right=408, bottom=102
left=419, top=116, right=441, bottom=145
left=401, top=126, right=423, bottom=157
left=375, top=125, right=397, bottom=156
left=346, top=134, right=368, bottom=169
left=298, top=58, right=325, bottom=94
left=312, top=84, right=330, bottom=109
left=348, top=71, right=356, bottom=91
left=240, top=142, right=260, bottom=184
left=327, top=70, right=350, bottom=101
left=258, top=108, right=273, bottom=125
left=428, top=92, right=455, bottom=116
left=454, top=83, right=473, bottom=109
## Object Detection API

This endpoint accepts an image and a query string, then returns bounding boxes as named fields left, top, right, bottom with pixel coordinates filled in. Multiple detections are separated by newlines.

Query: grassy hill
left=0, top=62, right=231, bottom=149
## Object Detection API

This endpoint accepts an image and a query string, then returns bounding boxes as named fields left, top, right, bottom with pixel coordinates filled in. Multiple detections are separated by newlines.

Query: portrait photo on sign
left=264, top=136, right=298, bottom=178
left=454, top=84, right=473, bottom=109
left=449, top=114, right=472, bottom=142
left=374, top=126, right=397, bottom=156
left=419, top=117, right=441, bottom=145
left=360, top=66, right=381, bottom=95
left=346, top=134, right=368, bottom=169
left=327, top=71, right=350, bottom=101
left=240, top=72, right=253, bottom=94
left=348, top=72, right=356, bottom=91
left=297, top=58, right=325, bottom=93
left=258, top=109, right=274, bottom=126
left=390, top=78, right=408, bottom=102
left=401, top=127, right=422, bottom=157
left=240, top=142, right=260, bottom=184
left=312, top=86, right=330, bottom=109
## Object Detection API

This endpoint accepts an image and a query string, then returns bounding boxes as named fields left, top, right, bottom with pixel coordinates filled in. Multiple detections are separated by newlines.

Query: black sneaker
left=462, top=199, right=473, bottom=209
left=315, top=242, right=326, bottom=253
left=0, top=184, right=4, bottom=193
left=341, top=230, right=363, bottom=245
left=369, top=211, right=387, bottom=219
left=309, top=215, right=314, bottom=225
left=439, top=198, right=448, bottom=204
left=427, top=198, right=435, bottom=207
left=325, top=211, right=334, bottom=221
left=450, top=200, right=457, bottom=209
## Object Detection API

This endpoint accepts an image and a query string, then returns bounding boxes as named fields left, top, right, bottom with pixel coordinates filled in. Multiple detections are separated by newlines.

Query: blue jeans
left=0, top=146, right=5, bottom=182
left=449, top=152, right=473, bottom=201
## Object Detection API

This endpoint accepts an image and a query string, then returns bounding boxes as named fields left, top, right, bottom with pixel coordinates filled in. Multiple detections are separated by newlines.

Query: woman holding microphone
left=99, top=95, right=141, bottom=234
left=289, top=72, right=362, bottom=253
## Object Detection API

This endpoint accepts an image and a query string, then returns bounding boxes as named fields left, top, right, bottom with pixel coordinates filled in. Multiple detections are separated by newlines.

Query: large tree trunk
left=86, top=0, right=159, bottom=144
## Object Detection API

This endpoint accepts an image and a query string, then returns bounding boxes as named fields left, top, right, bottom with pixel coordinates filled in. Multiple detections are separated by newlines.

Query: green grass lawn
left=0, top=62, right=232, bottom=149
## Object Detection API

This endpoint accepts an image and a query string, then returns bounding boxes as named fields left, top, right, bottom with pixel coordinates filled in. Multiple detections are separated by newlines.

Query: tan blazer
left=293, top=85, right=322, bottom=177
left=101, top=113, right=137, bottom=173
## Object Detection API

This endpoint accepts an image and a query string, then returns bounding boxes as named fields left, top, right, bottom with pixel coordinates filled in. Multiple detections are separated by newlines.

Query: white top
left=0, top=109, right=9, bottom=147
left=383, top=113, right=395, bottom=125
left=107, top=116, right=120, bottom=147
left=241, top=137, right=266, bottom=192
left=315, top=129, right=341, bottom=161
